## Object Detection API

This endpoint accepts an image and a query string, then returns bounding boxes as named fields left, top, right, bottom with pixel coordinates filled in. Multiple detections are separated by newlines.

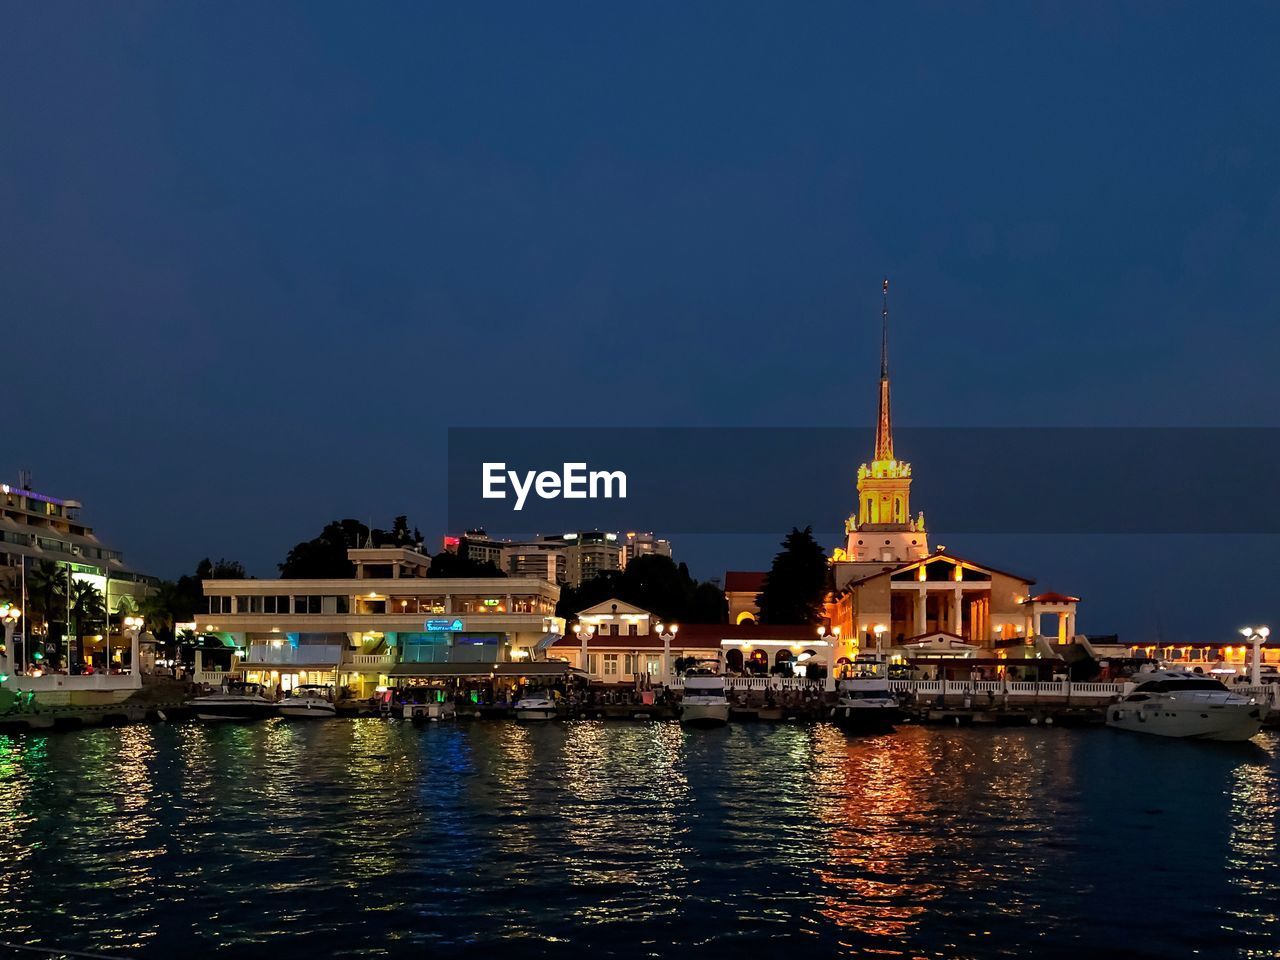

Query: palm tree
left=68, top=580, right=105, bottom=667
left=140, top=581, right=178, bottom=657
left=27, top=561, right=68, bottom=649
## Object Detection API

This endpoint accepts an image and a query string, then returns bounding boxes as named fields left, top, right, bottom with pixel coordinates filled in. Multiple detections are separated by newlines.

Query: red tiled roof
left=724, top=571, right=767, bottom=593
left=548, top=621, right=825, bottom=649
left=1024, top=591, right=1080, bottom=604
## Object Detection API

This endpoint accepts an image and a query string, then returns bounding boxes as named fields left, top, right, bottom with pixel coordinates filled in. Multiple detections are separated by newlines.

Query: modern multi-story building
left=622, top=531, right=672, bottom=565
left=1, top=476, right=156, bottom=669
left=198, top=545, right=563, bottom=696
left=446, top=529, right=673, bottom=587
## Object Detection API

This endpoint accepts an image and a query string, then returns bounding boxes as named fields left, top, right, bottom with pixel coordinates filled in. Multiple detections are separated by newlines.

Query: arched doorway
left=725, top=648, right=744, bottom=673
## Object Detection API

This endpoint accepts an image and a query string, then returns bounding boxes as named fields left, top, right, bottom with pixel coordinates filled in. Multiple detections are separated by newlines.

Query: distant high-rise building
left=622, top=531, right=672, bottom=565
left=444, top=528, right=674, bottom=588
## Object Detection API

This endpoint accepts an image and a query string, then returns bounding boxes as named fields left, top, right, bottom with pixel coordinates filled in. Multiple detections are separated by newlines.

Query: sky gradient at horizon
left=2, top=3, right=1278, bottom=640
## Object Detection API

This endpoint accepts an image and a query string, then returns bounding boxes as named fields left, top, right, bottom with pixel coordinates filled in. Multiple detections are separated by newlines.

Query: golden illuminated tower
left=843, top=279, right=929, bottom=563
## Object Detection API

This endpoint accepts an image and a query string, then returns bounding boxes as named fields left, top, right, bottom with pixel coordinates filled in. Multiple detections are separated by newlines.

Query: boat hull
left=192, top=699, right=276, bottom=722
left=514, top=706, right=557, bottom=722
left=680, top=701, right=730, bottom=727
left=404, top=703, right=456, bottom=722
left=278, top=701, right=337, bottom=719
left=1106, top=702, right=1264, bottom=742
left=831, top=703, right=900, bottom=732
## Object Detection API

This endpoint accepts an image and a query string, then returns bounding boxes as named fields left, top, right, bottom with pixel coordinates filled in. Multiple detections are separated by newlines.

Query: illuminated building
left=446, top=528, right=673, bottom=587
left=199, top=545, right=562, bottom=696
left=544, top=597, right=834, bottom=684
left=724, top=571, right=766, bottom=625
left=725, top=283, right=1083, bottom=674
left=0, top=476, right=156, bottom=669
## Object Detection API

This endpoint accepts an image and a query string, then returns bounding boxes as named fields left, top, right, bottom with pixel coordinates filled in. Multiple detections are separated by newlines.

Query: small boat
left=680, top=669, right=730, bottom=728
left=278, top=684, right=337, bottom=719
left=831, top=677, right=900, bottom=732
left=400, top=687, right=457, bottom=722
left=191, top=679, right=276, bottom=722
left=1106, top=670, right=1265, bottom=742
left=513, top=690, right=558, bottom=721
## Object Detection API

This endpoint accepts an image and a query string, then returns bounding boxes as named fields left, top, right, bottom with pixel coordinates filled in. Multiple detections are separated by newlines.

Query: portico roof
left=839, top=551, right=1036, bottom=593
left=1022, top=592, right=1081, bottom=604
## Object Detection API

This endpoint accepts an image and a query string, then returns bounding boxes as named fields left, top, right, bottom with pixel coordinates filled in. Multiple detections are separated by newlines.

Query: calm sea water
left=0, top=720, right=1277, bottom=960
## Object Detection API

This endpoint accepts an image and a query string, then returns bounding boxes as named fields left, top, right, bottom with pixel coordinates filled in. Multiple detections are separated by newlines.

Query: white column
left=580, top=633, right=589, bottom=673
left=662, top=633, right=671, bottom=686
left=1251, top=639, right=1263, bottom=686
left=129, top=628, right=141, bottom=688
left=1065, top=612, right=1076, bottom=642
left=2, top=622, right=14, bottom=680
left=952, top=587, right=962, bottom=637
left=915, top=589, right=927, bottom=636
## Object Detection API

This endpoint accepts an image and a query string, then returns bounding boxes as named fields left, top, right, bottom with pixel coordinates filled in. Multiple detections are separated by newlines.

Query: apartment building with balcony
left=199, top=546, right=562, bottom=696
left=447, top=529, right=673, bottom=587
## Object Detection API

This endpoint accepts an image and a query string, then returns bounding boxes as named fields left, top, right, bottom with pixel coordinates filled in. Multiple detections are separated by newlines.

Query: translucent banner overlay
left=447, top=427, right=1280, bottom=535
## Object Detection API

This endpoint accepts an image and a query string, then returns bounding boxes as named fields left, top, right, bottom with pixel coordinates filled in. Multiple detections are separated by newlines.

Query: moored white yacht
left=278, top=684, right=337, bottom=719
left=191, top=679, right=277, bottom=722
left=513, top=690, right=558, bottom=721
left=1106, top=670, right=1265, bottom=742
left=830, top=677, right=901, bottom=732
left=680, top=668, right=730, bottom=728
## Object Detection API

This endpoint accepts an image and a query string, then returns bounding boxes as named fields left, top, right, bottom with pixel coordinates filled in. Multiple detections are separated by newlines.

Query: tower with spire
left=842, top=278, right=929, bottom=564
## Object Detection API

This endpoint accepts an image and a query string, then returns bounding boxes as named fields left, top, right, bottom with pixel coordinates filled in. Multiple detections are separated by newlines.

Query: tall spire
left=874, top=278, right=893, bottom=462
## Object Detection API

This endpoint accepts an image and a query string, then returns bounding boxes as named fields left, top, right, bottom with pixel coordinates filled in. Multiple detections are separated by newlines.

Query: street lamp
left=1239, top=626, right=1272, bottom=686
left=574, top=622, right=596, bottom=678
left=1, top=603, right=21, bottom=683
left=122, top=615, right=145, bottom=687
left=655, top=622, right=679, bottom=687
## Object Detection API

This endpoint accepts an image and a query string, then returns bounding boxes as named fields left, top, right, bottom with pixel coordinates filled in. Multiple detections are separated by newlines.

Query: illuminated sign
left=483, top=599, right=499, bottom=607
left=0, top=484, right=67, bottom=507
left=425, top=618, right=465, bottom=632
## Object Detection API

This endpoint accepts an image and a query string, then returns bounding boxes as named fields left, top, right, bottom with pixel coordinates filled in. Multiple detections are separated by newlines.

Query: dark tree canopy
left=556, top=554, right=726, bottom=624
left=426, top=551, right=506, bottom=579
left=755, top=526, right=831, bottom=625
left=278, top=517, right=425, bottom=578
left=196, top=558, right=246, bottom=580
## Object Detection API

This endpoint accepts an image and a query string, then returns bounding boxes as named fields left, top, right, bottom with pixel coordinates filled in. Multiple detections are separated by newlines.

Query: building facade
left=199, top=546, right=562, bottom=696
left=1, top=477, right=156, bottom=670
left=545, top=597, right=835, bottom=686
left=446, top=529, right=673, bottom=587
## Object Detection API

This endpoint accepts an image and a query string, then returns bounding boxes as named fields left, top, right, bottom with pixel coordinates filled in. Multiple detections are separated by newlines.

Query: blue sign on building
left=425, top=618, right=465, bottom=632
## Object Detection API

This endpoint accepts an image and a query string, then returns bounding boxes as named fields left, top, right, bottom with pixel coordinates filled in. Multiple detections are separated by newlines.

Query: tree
left=279, top=520, right=368, bottom=578
left=68, top=580, right=105, bottom=666
left=755, top=526, right=830, bottom=625
left=196, top=558, right=246, bottom=580
left=278, top=517, right=424, bottom=577
left=427, top=550, right=507, bottom=579
left=27, top=560, right=68, bottom=640
left=555, top=555, right=727, bottom=624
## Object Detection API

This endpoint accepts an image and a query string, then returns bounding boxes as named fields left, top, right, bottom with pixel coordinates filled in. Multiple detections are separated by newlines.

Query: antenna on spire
left=880, top=277, right=890, bottom=379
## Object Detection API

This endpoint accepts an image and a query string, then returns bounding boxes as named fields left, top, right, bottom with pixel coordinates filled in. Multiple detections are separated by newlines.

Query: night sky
left=3, top=3, right=1277, bottom=642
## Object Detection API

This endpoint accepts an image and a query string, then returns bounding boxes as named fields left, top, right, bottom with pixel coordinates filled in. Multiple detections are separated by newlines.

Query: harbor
left=4, top=668, right=1277, bottom=732
left=2, top=718, right=1278, bottom=960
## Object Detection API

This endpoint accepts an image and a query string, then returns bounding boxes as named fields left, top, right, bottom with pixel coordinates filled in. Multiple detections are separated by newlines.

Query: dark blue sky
left=3, top=3, right=1277, bottom=641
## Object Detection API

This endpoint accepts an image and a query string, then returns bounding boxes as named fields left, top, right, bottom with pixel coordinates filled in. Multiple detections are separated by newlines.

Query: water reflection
left=1224, top=737, right=1279, bottom=954
left=0, top=723, right=1276, bottom=959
